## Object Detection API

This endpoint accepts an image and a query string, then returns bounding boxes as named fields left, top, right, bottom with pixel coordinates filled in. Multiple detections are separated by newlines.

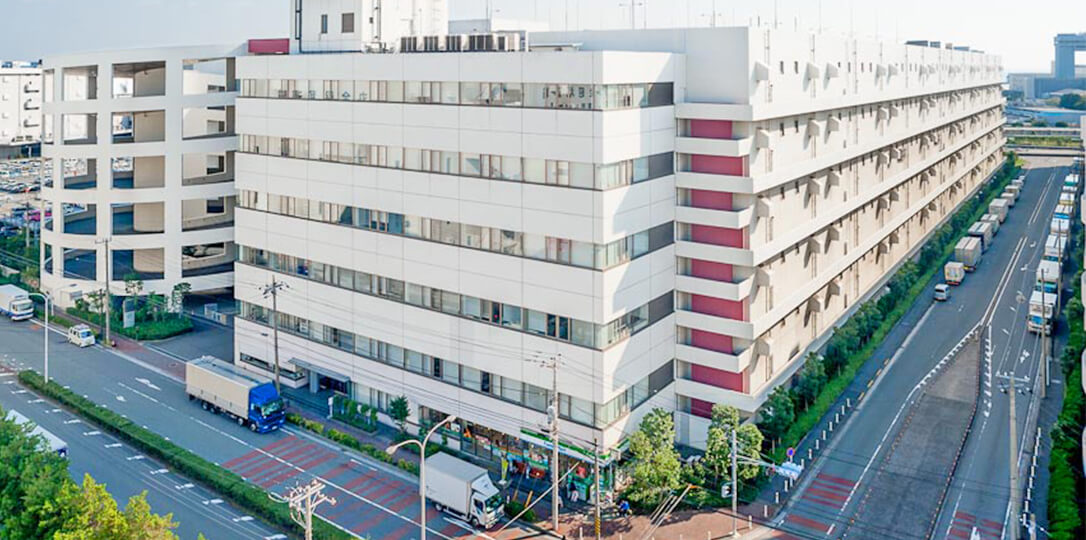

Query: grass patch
left=19, top=371, right=351, bottom=540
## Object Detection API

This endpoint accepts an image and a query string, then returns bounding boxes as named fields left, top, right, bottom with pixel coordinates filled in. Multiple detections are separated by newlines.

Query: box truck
left=426, top=453, right=503, bottom=529
left=1044, top=234, right=1068, bottom=263
left=954, top=237, right=982, bottom=271
left=186, top=356, right=286, bottom=433
left=6, top=409, right=68, bottom=458
left=1035, top=259, right=1061, bottom=296
left=944, top=261, right=965, bottom=285
left=1027, top=290, right=1057, bottom=335
left=967, top=221, right=994, bottom=251
left=1051, top=217, right=1071, bottom=238
left=1006, top=184, right=1021, bottom=201
left=1054, top=202, right=1075, bottom=221
left=1059, top=192, right=1075, bottom=206
left=980, top=213, right=1000, bottom=234
left=1000, top=191, right=1016, bottom=207
left=0, top=284, right=33, bottom=321
left=988, top=199, right=1009, bottom=223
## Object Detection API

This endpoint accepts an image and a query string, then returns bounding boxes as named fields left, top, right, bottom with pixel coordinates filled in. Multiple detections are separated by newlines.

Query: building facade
left=233, top=11, right=1004, bottom=464
left=40, top=46, right=243, bottom=307
left=0, top=61, right=42, bottom=158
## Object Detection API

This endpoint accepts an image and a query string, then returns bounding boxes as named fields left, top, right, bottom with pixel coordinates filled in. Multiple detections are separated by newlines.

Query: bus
left=6, top=409, right=68, bottom=458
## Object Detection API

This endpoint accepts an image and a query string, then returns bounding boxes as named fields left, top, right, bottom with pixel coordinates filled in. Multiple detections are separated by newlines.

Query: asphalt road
left=774, top=157, right=1071, bottom=540
left=0, top=366, right=279, bottom=540
left=0, top=313, right=539, bottom=539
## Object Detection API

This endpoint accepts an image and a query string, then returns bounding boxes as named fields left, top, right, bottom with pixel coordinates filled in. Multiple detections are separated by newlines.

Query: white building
left=233, top=2, right=1004, bottom=477
left=0, top=61, right=42, bottom=158
left=40, top=45, right=243, bottom=307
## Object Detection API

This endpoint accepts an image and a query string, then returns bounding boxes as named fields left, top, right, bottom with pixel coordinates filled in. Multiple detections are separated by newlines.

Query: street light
left=386, top=414, right=457, bottom=540
left=27, top=292, right=51, bottom=384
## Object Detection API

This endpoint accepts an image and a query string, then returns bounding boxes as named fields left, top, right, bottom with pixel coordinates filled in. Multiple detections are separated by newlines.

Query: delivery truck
left=1059, top=192, right=1075, bottom=206
left=1000, top=191, right=1016, bottom=207
left=1051, top=217, right=1071, bottom=238
left=954, top=237, right=982, bottom=271
left=980, top=213, right=1000, bottom=234
left=0, top=284, right=33, bottom=321
left=944, top=261, right=965, bottom=285
left=1027, top=290, right=1057, bottom=335
left=967, top=221, right=994, bottom=251
left=988, top=199, right=1009, bottom=223
left=1006, top=184, right=1021, bottom=201
left=1035, top=259, right=1061, bottom=296
left=186, top=356, right=286, bottom=433
left=1054, top=202, right=1075, bottom=221
left=1044, top=234, right=1068, bottom=263
left=426, top=453, right=503, bottom=529
left=1065, top=173, right=1080, bottom=194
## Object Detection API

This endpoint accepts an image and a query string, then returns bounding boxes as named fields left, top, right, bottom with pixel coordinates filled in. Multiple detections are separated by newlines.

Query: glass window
left=461, top=224, right=486, bottom=248
left=501, top=156, right=522, bottom=180
left=461, top=153, right=482, bottom=176
left=572, top=320, right=595, bottom=347
left=461, top=366, right=482, bottom=391
left=501, top=378, right=523, bottom=403
left=524, top=383, right=548, bottom=411
left=500, top=305, right=522, bottom=329
left=440, top=82, right=459, bottom=104
left=405, top=283, right=426, bottom=306
left=523, top=234, right=545, bottom=259
left=523, top=158, right=545, bottom=183
left=431, top=220, right=460, bottom=245
left=441, top=361, right=460, bottom=385
left=462, top=296, right=482, bottom=319
left=526, top=309, right=546, bottom=335
left=570, top=162, right=594, bottom=189
left=405, top=350, right=424, bottom=373
left=460, top=82, right=484, bottom=105
left=440, top=291, right=460, bottom=315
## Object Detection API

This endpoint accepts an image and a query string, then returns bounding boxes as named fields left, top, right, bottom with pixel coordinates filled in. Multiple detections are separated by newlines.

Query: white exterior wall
left=289, top=0, right=449, bottom=54
left=535, top=27, right=1004, bottom=448
left=235, top=49, right=680, bottom=451
left=0, top=64, right=42, bottom=148
left=40, top=45, right=244, bottom=305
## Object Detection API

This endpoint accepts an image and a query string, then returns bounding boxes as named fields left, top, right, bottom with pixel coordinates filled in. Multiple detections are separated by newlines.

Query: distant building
left=0, top=61, right=42, bottom=158
left=1018, top=32, right=1086, bottom=98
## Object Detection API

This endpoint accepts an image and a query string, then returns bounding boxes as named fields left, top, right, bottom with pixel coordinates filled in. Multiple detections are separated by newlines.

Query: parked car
left=934, top=284, right=950, bottom=301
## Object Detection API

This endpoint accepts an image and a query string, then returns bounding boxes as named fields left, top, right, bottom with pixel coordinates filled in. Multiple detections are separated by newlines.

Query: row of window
left=237, top=190, right=674, bottom=271
left=239, top=79, right=674, bottom=111
left=238, top=135, right=673, bottom=191
left=238, top=245, right=673, bottom=350
left=237, top=301, right=673, bottom=428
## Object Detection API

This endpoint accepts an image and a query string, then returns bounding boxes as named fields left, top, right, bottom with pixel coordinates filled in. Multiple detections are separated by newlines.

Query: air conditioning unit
left=422, top=35, right=441, bottom=52
left=466, top=33, right=520, bottom=52
left=444, top=34, right=466, bottom=52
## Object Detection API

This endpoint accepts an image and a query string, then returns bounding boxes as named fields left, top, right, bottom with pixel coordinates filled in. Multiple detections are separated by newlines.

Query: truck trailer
left=1027, top=290, right=1057, bottom=335
left=186, top=356, right=286, bottom=433
left=1044, top=234, right=1068, bottom=263
left=425, top=453, right=503, bottom=529
left=980, top=213, right=1000, bottom=234
left=1054, top=202, right=1075, bottom=221
left=1000, top=191, right=1016, bottom=207
left=944, top=261, right=965, bottom=285
left=967, top=221, right=994, bottom=251
left=0, top=284, right=33, bottom=321
left=988, top=199, right=1009, bottom=223
left=1035, top=259, right=1061, bottom=296
left=954, top=237, right=982, bottom=271
left=1051, top=217, right=1071, bottom=238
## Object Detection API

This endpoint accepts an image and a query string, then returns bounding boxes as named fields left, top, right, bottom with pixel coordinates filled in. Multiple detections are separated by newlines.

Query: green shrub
left=18, top=371, right=350, bottom=540
left=330, top=395, right=378, bottom=432
left=503, top=500, right=538, bottom=523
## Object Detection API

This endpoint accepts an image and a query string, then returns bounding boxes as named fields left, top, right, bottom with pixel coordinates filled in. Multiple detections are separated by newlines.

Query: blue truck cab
left=248, top=382, right=287, bottom=432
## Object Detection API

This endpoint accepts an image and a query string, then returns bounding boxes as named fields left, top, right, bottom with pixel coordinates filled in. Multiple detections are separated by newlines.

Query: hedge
left=763, top=153, right=1021, bottom=461
left=1047, top=223, right=1085, bottom=540
left=65, top=306, right=193, bottom=341
left=286, top=413, right=422, bottom=476
left=19, top=372, right=351, bottom=540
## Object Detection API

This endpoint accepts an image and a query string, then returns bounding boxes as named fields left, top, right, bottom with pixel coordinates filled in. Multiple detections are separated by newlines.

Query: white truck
left=944, top=261, right=965, bottom=285
left=1036, top=259, right=1061, bottom=297
left=1059, top=192, right=1076, bottom=206
left=954, top=237, right=982, bottom=271
left=426, top=453, right=503, bottom=529
left=186, top=356, right=286, bottom=433
left=1044, top=234, right=1068, bottom=263
left=1051, top=217, right=1071, bottom=238
left=1005, top=184, right=1021, bottom=201
left=0, top=284, right=33, bottom=321
left=6, top=409, right=68, bottom=458
left=1027, top=290, right=1057, bottom=335
left=989, top=198, right=1009, bottom=223
left=1000, top=191, right=1016, bottom=207
left=1055, top=201, right=1075, bottom=221
left=967, top=221, right=994, bottom=251
left=980, top=213, right=1001, bottom=234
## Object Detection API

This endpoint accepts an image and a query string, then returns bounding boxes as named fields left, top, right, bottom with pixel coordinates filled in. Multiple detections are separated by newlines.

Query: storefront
left=420, top=406, right=619, bottom=502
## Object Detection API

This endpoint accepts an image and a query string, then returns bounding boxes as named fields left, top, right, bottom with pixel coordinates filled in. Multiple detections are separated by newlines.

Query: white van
left=67, top=324, right=95, bottom=348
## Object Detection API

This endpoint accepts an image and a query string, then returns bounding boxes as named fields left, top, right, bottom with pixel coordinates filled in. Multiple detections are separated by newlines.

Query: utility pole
left=281, top=479, right=336, bottom=540
left=594, top=437, right=601, bottom=540
left=1041, top=268, right=1049, bottom=399
left=95, top=238, right=111, bottom=347
left=998, top=372, right=1028, bottom=540
left=731, top=427, right=739, bottom=537
left=549, top=354, right=560, bottom=533
left=260, top=278, right=288, bottom=393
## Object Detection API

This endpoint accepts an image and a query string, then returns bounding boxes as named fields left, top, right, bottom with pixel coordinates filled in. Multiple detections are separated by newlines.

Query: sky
left=1, top=0, right=1083, bottom=73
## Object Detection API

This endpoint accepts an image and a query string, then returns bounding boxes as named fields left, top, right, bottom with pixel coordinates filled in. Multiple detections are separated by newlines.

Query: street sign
left=776, top=461, right=804, bottom=481
left=720, top=483, right=730, bottom=498
left=786, top=447, right=795, bottom=459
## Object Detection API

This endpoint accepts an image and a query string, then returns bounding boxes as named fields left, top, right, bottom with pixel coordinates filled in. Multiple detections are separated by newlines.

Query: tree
left=54, top=475, right=178, bottom=540
left=703, top=404, right=740, bottom=481
left=0, top=407, right=74, bottom=540
left=168, top=282, right=191, bottom=313
left=388, top=395, right=410, bottom=433
left=1057, top=93, right=1086, bottom=111
left=795, top=354, right=828, bottom=407
left=625, top=408, right=682, bottom=507
left=757, top=386, right=795, bottom=442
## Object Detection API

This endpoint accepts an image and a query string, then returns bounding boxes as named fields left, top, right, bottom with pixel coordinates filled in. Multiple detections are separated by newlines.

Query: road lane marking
left=64, top=418, right=81, bottom=424
left=134, top=377, right=162, bottom=392
left=232, top=516, right=254, bottom=523
left=174, top=483, right=194, bottom=490
left=104, top=443, right=123, bottom=448
left=83, top=430, right=101, bottom=436
left=126, top=454, right=146, bottom=461
left=149, top=468, right=169, bottom=475
left=203, top=498, right=223, bottom=505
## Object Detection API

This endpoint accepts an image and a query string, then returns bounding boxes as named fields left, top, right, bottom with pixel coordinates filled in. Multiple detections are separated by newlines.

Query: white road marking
left=12, top=389, right=27, bottom=394
left=64, top=419, right=81, bottom=424
left=149, top=468, right=169, bottom=475
left=203, top=498, right=224, bottom=505
left=232, top=516, right=254, bottom=523
left=83, top=430, right=101, bottom=436
left=27, top=398, right=44, bottom=403
left=264, top=535, right=288, bottom=540
left=174, top=483, right=195, bottom=490
left=134, top=377, right=162, bottom=392
left=104, top=443, right=123, bottom=449
left=126, top=454, right=146, bottom=461
left=115, top=395, right=126, bottom=402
